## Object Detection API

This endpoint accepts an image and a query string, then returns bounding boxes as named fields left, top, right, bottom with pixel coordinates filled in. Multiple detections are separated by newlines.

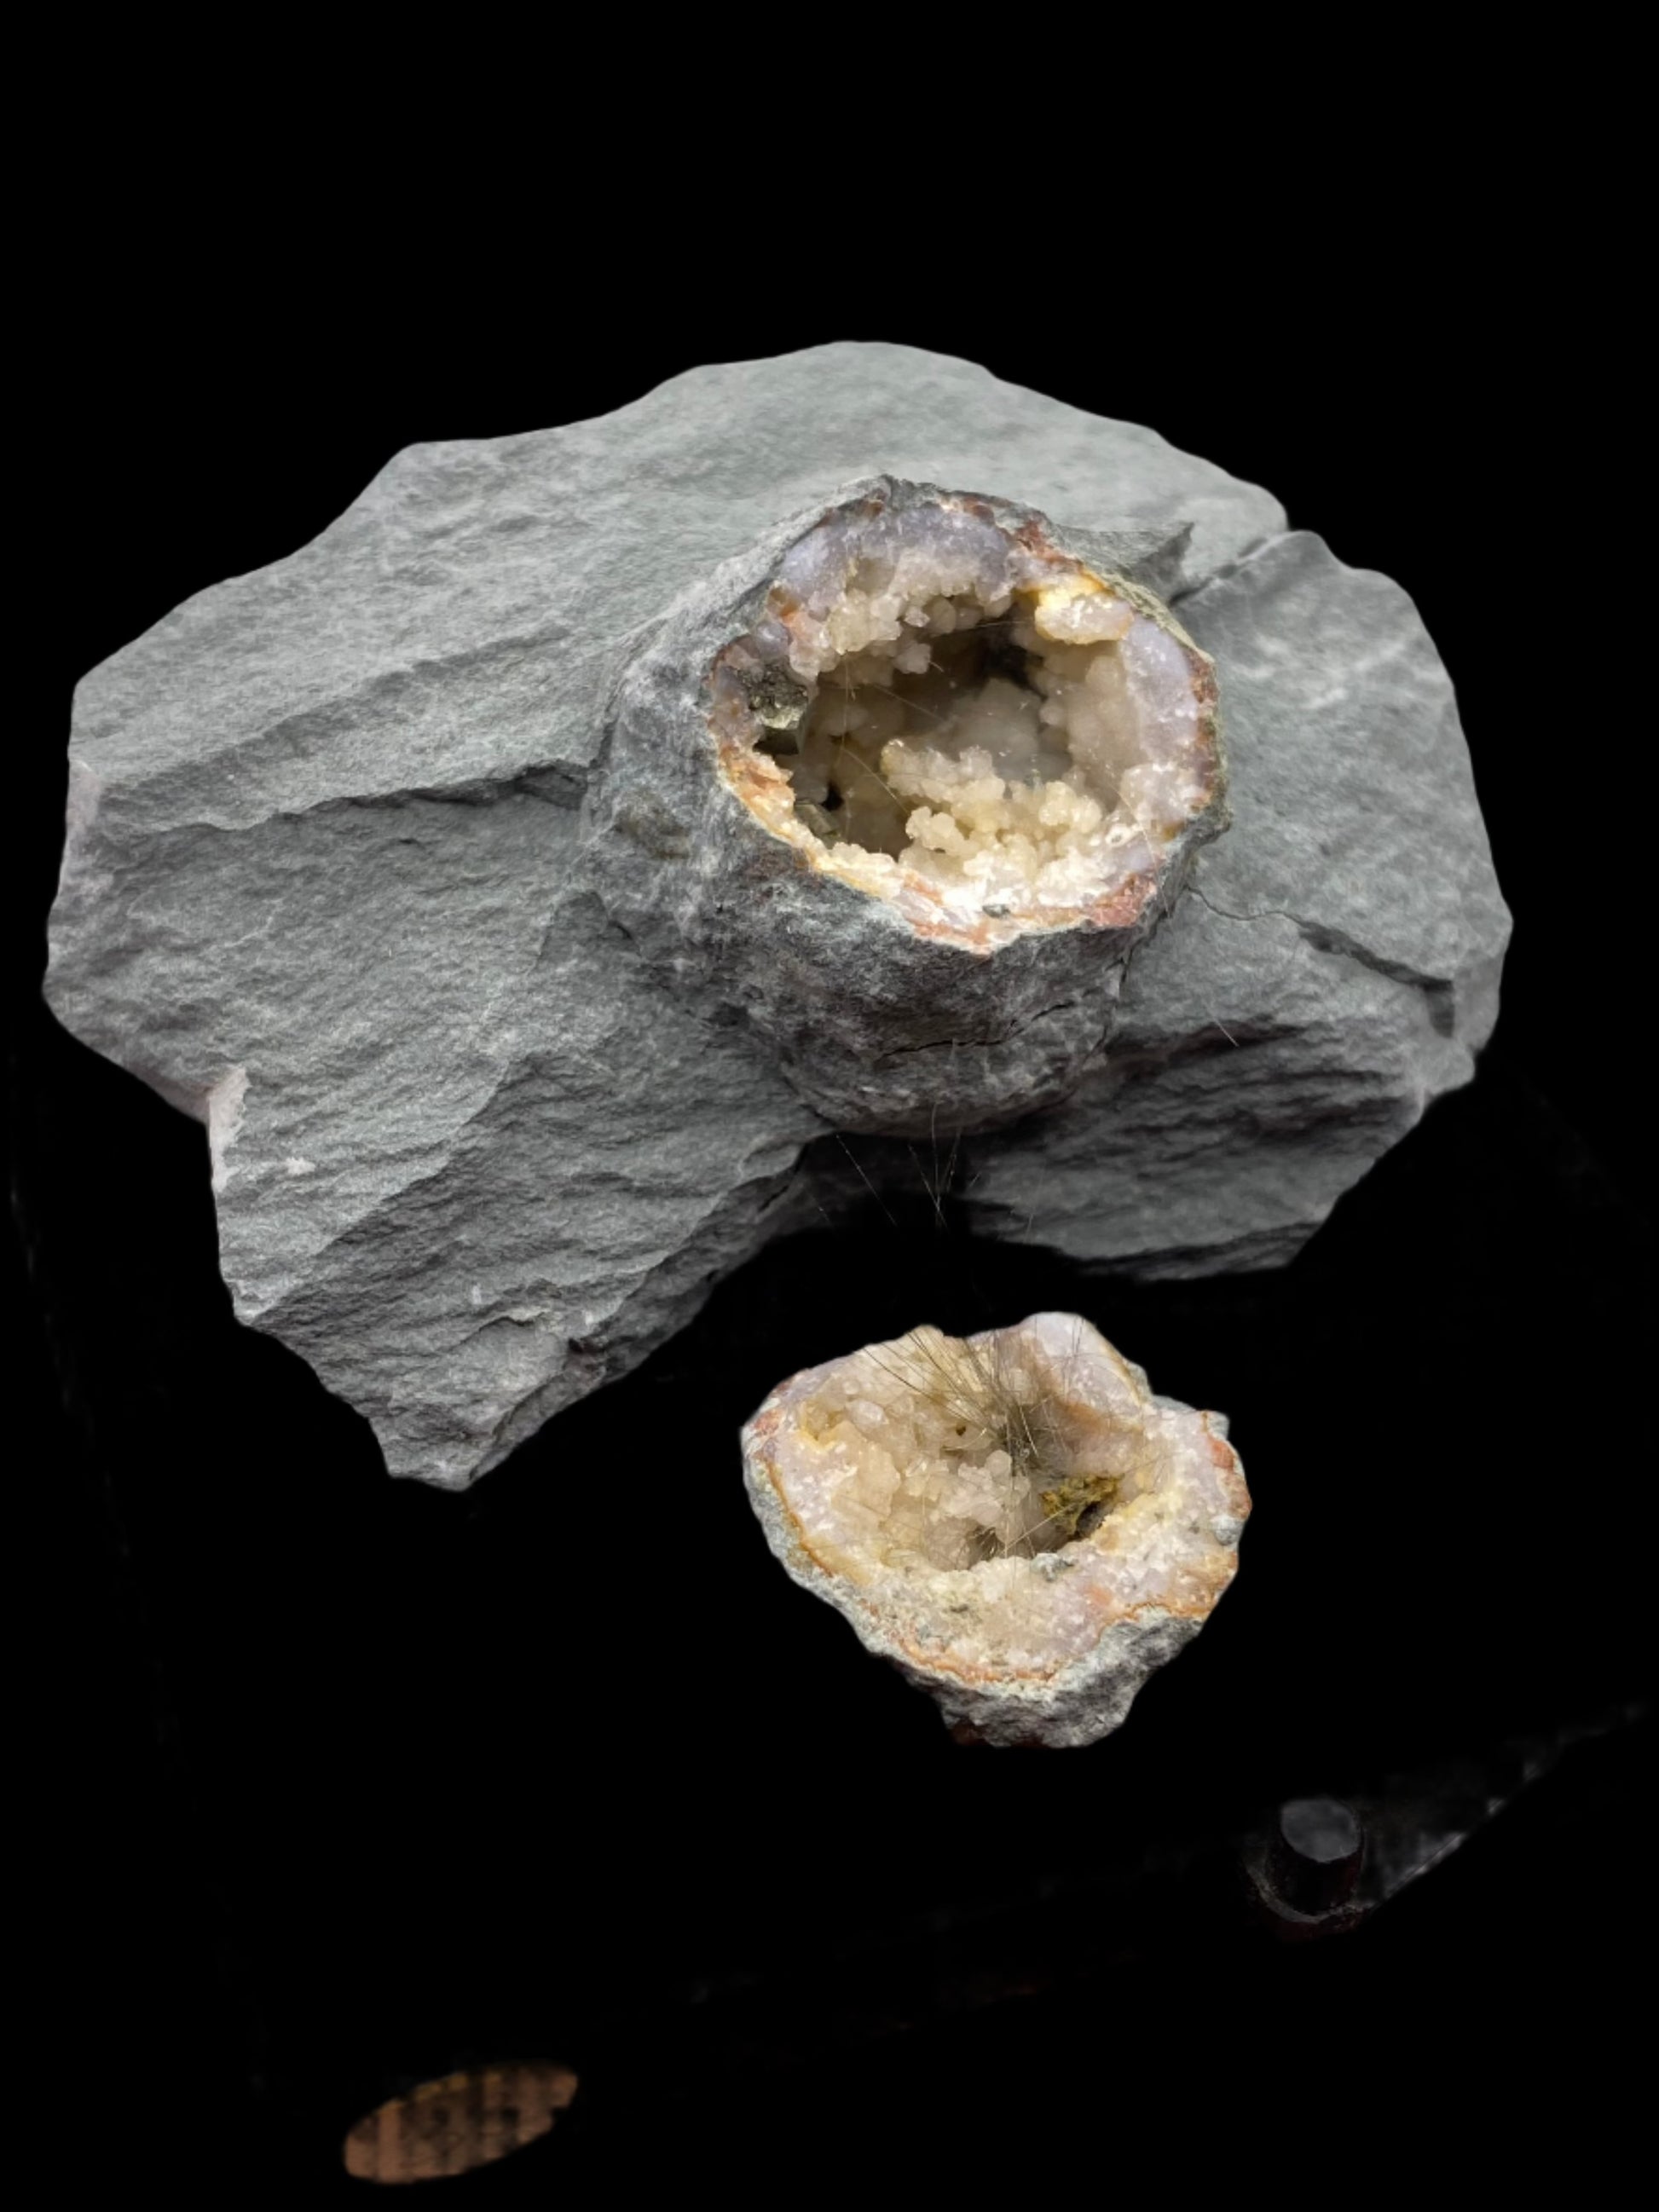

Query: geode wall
left=44, top=343, right=1510, bottom=1487
left=588, top=473, right=1223, bottom=1132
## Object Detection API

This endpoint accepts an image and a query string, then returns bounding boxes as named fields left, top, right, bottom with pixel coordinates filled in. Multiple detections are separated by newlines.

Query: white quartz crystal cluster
left=743, top=1313, right=1249, bottom=1747
left=712, top=495, right=1217, bottom=946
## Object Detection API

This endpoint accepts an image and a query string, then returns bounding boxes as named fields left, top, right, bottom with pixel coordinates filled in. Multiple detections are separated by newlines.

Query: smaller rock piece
left=741, top=1313, right=1247, bottom=1747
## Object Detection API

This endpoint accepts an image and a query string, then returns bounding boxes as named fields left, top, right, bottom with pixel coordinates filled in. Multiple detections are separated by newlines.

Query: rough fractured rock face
left=709, top=488, right=1220, bottom=947
left=742, top=1314, right=1248, bottom=1748
left=951, top=528, right=1513, bottom=1276
left=43, top=342, right=1511, bottom=1488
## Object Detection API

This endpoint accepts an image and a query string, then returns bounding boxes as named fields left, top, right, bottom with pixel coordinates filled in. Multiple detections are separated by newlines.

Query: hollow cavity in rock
left=796, top=1320, right=1160, bottom=1574
left=742, top=1312, right=1248, bottom=1747
left=711, top=491, right=1220, bottom=946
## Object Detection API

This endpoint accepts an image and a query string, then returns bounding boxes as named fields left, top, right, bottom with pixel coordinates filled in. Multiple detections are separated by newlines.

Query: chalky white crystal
left=742, top=1313, right=1248, bottom=1747
left=710, top=492, right=1219, bottom=950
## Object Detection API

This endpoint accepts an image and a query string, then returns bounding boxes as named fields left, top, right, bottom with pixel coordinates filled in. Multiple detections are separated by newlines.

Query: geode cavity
left=587, top=476, right=1222, bottom=1132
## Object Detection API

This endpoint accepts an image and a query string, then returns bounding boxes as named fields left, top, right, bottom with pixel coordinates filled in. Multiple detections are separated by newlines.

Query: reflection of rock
left=343, top=2061, right=578, bottom=2185
left=742, top=1313, right=1249, bottom=1748
left=44, top=343, right=1509, bottom=1488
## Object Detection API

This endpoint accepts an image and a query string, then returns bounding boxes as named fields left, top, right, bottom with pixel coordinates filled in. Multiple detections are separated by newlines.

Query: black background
left=18, top=203, right=1650, bottom=2197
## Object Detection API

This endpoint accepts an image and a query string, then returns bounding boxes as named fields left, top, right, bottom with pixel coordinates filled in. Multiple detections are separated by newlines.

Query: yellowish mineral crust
left=711, top=489, right=1221, bottom=953
left=742, top=1313, right=1248, bottom=1747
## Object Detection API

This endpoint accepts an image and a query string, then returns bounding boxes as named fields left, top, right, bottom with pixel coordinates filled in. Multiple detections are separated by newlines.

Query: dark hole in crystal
left=786, top=619, right=1057, bottom=856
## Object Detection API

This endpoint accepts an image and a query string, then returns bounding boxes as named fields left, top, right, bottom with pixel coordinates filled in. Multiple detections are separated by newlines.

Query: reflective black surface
left=21, top=285, right=1650, bottom=2192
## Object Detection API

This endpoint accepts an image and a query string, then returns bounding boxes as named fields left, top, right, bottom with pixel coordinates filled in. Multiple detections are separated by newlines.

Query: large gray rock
left=45, top=343, right=1509, bottom=1486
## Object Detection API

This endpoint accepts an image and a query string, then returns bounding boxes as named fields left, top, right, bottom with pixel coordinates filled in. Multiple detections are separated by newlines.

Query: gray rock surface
left=45, top=343, right=1509, bottom=1486
left=957, top=528, right=1512, bottom=1272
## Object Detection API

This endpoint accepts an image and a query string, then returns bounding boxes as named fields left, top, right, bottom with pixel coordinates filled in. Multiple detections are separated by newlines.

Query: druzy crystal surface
left=743, top=1313, right=1249, bottom=1747
left=709, top=489, right=1220, bottom=948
